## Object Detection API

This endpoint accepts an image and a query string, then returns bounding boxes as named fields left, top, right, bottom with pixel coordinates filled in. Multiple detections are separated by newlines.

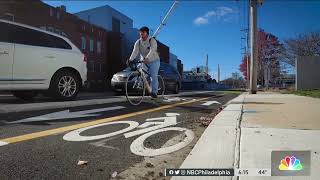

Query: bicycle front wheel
left=157, top=75, right=165, bottom=98
left=125, top=71, right=146, bottom=105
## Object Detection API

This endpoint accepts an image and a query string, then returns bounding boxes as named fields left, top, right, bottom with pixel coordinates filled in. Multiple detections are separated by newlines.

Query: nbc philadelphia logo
left=278, top=156, right=303, bottom=171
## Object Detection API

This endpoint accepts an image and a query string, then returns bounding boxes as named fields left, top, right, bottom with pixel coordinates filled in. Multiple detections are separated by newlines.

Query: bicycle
left=125, top=60, right=165, bottom=105
left=63, top=113, right=194, bottom=156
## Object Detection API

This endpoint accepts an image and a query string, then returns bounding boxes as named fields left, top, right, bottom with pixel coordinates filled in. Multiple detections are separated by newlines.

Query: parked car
left=0, top=19, right=87, bottom=101
left=111, top=62, right=181, bottom=94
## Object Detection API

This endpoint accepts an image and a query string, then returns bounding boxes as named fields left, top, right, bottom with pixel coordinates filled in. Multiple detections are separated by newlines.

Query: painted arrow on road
left=7, top=106, right=125, bottom=124
left=201, top=101, right=221, bottom=106
left=162, top=97, right=196, bottom=102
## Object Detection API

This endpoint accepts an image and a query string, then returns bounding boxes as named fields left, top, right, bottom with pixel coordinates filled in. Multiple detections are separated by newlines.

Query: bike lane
left=0, top=92, right=238, bottom=179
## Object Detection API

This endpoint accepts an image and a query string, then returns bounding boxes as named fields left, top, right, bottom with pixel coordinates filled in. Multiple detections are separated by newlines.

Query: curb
left=172, top=93, right=245, bottom=180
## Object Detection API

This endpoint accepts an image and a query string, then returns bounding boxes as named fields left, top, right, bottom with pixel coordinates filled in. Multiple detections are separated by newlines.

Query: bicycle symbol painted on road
left=63, top=113, right=195, bottom=156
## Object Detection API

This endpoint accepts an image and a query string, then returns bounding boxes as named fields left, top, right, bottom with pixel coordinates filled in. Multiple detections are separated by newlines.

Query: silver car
left=111, top=63, right=181, bottom=94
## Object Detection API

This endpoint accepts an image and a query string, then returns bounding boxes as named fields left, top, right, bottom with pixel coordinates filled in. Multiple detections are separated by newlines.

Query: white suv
left=0, top=19, right=87, bottom=101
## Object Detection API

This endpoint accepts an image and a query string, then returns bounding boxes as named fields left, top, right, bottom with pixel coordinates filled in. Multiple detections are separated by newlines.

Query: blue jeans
left=146, top=59, right=160, bottom=94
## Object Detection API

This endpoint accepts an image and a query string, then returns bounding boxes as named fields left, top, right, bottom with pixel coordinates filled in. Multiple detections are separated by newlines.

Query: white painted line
left=8, top=106, right=125, bottom=124
left=201, top=100, right=221, bottom=106
left=0, top=141, right=8, bottom=146
left=0, top=94, right=12, bottom=97
left=163, top=97, right=183, bottom=102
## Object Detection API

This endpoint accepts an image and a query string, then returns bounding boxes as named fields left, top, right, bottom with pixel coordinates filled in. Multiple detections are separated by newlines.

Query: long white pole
left=152, top=1, right=179, bottom=38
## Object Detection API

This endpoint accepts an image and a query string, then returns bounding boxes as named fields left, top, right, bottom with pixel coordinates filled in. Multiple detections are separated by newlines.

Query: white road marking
left=124, top=113, right=179, bottom=138
left=130, top=127, right=194, bottom=156
left=62, top=112, right=194, bottom=156
left=0, top=94, right=12, bottom=97
left=201, top=101, right=221, bottom=106
left=163, top=97, right=184, bottom=102
left=8, top=106, right=125, bottom=124
left=0, top=141, right=8, bottom=146
left=162, top=97, right=197, bottom=103
left=63, top=121, right=139, bottom=141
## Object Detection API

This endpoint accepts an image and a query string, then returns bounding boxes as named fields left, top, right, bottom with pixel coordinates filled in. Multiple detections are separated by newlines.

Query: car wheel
left=12, top=91, right=38, bottom=101
left=49, top=71, right=80, bottom=101
left=173, top=83, right=179, bottom=94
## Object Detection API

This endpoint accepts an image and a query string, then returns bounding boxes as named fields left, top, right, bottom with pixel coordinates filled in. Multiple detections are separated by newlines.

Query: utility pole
left=244, top=31, right=250, bottom=89
left=241, top=29, right=249, bottom=89
left=206, top=54, right=209, bottom=76
left=249, top=0, right=260, bottom=94
left=218, top=64, right=220, bottom=83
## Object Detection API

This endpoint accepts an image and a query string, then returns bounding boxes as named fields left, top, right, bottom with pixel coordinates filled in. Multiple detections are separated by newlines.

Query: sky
left=43, top=0, right=320, bottom=80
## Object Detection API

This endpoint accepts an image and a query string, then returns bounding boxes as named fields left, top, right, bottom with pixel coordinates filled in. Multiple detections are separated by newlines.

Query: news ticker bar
left=165, top=168, right=271, bottom=176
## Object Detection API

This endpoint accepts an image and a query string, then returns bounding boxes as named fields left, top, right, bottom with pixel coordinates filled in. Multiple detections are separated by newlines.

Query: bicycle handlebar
left=128, top=60, right=144, bottom=66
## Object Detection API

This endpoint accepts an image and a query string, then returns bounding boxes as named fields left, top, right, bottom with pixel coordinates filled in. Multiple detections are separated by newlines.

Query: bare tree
left=282, top=32, right=320, bottom=66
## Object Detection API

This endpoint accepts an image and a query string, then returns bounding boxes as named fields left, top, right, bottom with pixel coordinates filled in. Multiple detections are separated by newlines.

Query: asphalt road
left=0, top=91, right=238, bottom=180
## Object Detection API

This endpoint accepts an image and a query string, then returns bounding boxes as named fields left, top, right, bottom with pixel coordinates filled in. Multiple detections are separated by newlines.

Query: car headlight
left=112, top=75, right=119, bottom=81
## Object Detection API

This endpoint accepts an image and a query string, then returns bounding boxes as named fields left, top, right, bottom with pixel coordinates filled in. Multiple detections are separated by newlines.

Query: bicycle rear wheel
left=125, top=71, right=146, bottom=105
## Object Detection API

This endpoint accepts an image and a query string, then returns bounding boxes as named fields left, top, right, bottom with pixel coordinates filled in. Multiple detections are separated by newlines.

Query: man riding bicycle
left=126, top=26, right=160, bottom=99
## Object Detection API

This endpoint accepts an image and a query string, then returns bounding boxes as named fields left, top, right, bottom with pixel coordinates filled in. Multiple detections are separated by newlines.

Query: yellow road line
left=0, top=97, right=211, bottom=146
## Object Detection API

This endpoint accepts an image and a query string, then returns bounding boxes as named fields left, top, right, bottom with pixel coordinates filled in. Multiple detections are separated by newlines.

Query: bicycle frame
left=134, top=62, right=152, bottom=94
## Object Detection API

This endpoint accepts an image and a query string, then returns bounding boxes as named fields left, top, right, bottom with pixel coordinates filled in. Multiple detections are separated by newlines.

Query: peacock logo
left=278, top=156, right=303, bottom=171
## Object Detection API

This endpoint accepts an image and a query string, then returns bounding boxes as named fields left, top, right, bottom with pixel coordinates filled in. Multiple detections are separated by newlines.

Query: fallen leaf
left=77, top=160, right=88, bottom=166
left=111, top=171, right=117, bottom=178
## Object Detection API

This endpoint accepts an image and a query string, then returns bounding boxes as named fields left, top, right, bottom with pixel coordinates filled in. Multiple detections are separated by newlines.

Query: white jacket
left=129, top=37, right=160, bottom=63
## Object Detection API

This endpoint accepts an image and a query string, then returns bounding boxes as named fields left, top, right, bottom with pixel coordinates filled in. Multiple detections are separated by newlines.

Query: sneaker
left=151, top=93, right=158, bottom=99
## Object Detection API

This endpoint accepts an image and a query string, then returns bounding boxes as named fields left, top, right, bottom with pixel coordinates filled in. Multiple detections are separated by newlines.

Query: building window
left=90, top=39, right=94, bottom=52
left=83, top=24, right=86, bottom=31
left=81, top=36, right=86, bottom=50
left=50, top=8, right=53, bottom=16
left=97, top=41, right=101, bottom=54
left=57, top=11, right=60, bottom=20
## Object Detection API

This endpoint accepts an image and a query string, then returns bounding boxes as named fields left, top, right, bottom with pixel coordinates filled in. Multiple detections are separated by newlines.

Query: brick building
left=0, top=0, right=123, bottom=89
left=0, top=0, right=176, bottom=89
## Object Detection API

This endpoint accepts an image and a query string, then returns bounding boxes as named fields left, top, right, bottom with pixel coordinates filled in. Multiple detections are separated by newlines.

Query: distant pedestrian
left=127, top=26, right=160, bottom=99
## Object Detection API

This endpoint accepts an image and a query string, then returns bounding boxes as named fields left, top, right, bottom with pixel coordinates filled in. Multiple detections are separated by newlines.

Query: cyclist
left=126, top=26, right=160, bottom=99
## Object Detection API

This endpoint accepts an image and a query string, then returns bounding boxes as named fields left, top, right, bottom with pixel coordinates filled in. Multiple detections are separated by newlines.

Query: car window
left=51, top=36, right=72, bottom=49
left=0, top=22, right=13, bottom=43
left=11, top=23, right=71, bottom=49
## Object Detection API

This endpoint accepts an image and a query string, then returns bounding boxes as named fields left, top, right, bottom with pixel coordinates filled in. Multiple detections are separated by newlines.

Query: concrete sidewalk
left=173, top=92, right=320, bottom=180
